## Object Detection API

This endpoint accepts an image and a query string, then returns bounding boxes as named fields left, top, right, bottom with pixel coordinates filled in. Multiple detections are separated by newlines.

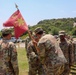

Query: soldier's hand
left=32, top=40, right=37, bottom=46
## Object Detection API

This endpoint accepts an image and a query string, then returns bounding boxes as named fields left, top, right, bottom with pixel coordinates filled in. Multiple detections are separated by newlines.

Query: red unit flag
left=3, top=10, right=28, bottom=38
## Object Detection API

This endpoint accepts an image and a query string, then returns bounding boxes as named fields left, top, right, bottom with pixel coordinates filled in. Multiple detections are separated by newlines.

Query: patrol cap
left=59, top=30, right=66, bottom=36
left=1, top=28, right=12, bottom=35
left=34, top=27, right=43, bottom=34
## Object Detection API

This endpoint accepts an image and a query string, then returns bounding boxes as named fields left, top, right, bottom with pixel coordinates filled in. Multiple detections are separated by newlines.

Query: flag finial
left=15, top=3, right=18, bottom=10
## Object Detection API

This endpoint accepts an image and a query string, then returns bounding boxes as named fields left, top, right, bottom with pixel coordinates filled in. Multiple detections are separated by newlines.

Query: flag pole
left=27, top=30, right=39, bottom=53
left=15, top=3, right=19, bottom=10
left=14, top=3, right=39, bottom=52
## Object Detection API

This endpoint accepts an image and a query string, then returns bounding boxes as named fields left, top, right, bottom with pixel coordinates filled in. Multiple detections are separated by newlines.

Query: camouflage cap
left=59, top=30, right=66, bottom=36
left=34, top=27, right=43, bottom=34
left=1, top=28, right=12, bottom=34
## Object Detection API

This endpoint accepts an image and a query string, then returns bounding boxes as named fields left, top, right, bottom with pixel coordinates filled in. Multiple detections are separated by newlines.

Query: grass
left=17, top=47, right=29, bottom=75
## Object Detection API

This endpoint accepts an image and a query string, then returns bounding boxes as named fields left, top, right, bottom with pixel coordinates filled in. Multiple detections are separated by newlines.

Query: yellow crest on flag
left=14, top=18, right=24, bottom=27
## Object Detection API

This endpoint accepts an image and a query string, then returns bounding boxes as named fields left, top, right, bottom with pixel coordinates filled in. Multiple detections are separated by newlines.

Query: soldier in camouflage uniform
left=69, top=40, right=76, bottom=75
left=38, top=34, right=67, bottom=75
left=25, top=30, right=32, bottom=58
left=34, top=27, right=67, bottom=75
left=0, top=28, right=19, bottom=75
left=72, top=40, right=76, bottom=62
left=27, top=30, right=45, bottom=75
left=58, top=31, right=74, bottom=75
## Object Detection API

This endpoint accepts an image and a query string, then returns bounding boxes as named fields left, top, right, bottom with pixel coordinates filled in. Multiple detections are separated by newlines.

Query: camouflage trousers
left=28, top=62, right=45, bottom=75
left=61, top=64, right=70, bottom=75
left=42, top=64, right=65, bottom=75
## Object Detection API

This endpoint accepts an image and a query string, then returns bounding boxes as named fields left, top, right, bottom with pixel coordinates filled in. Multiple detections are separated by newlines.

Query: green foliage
left=71, top=27, right=76, bottom=36
left=28, top=17, right=75, bottom=36
left=0, top=31, right=2, bottom=37
left=21, top=33, right=28, bottom=39
left=51, top=27, right=59, bottom=35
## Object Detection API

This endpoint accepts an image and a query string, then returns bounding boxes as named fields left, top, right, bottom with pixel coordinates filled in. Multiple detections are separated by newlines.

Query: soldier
left=72, top=40, right=76, bottom=62
left=58, top=30, right=74, bottom=75
left=0, top=28, right=19, bottom=75
left=34, top=27, right=67, bottom=75
left=27, top=34, right=45, bottom=75
left=70, top=40, right=76, bottom=75
left=25, top=30, right=32, bottom=58
left=25, top=30, right=32, bottom=50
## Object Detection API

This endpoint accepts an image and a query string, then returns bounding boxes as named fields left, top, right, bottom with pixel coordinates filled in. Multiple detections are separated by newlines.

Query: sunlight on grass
left=17, top=47, right=29, bottom=75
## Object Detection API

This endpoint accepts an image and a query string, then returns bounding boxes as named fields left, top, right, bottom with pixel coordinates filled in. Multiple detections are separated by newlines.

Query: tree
left=71, top=28, right=76, bottom=36
left=51, top=27, right=59, bottom=35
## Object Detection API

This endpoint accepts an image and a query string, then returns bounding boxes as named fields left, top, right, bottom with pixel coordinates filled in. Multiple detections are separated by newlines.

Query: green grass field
left=17, top=47, right=76, bottom=75
left=17, top=47, right=29, bottom=75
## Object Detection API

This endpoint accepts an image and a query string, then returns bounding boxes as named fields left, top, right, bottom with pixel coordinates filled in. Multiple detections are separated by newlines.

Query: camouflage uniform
left=69, top=40, right=76, bottom=75
left=70, top=40, right=76, bottom=62
left=25, top=36, right=31, bottom=58
left=37, top=34, right=67, bottom=75
left=25, top=30, right=32, bottom=51
left=27, top=41, right=45, bottom=75
left=0, top=28, right=19, bottom=75
left=58, top=31, right=74, bottom=75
